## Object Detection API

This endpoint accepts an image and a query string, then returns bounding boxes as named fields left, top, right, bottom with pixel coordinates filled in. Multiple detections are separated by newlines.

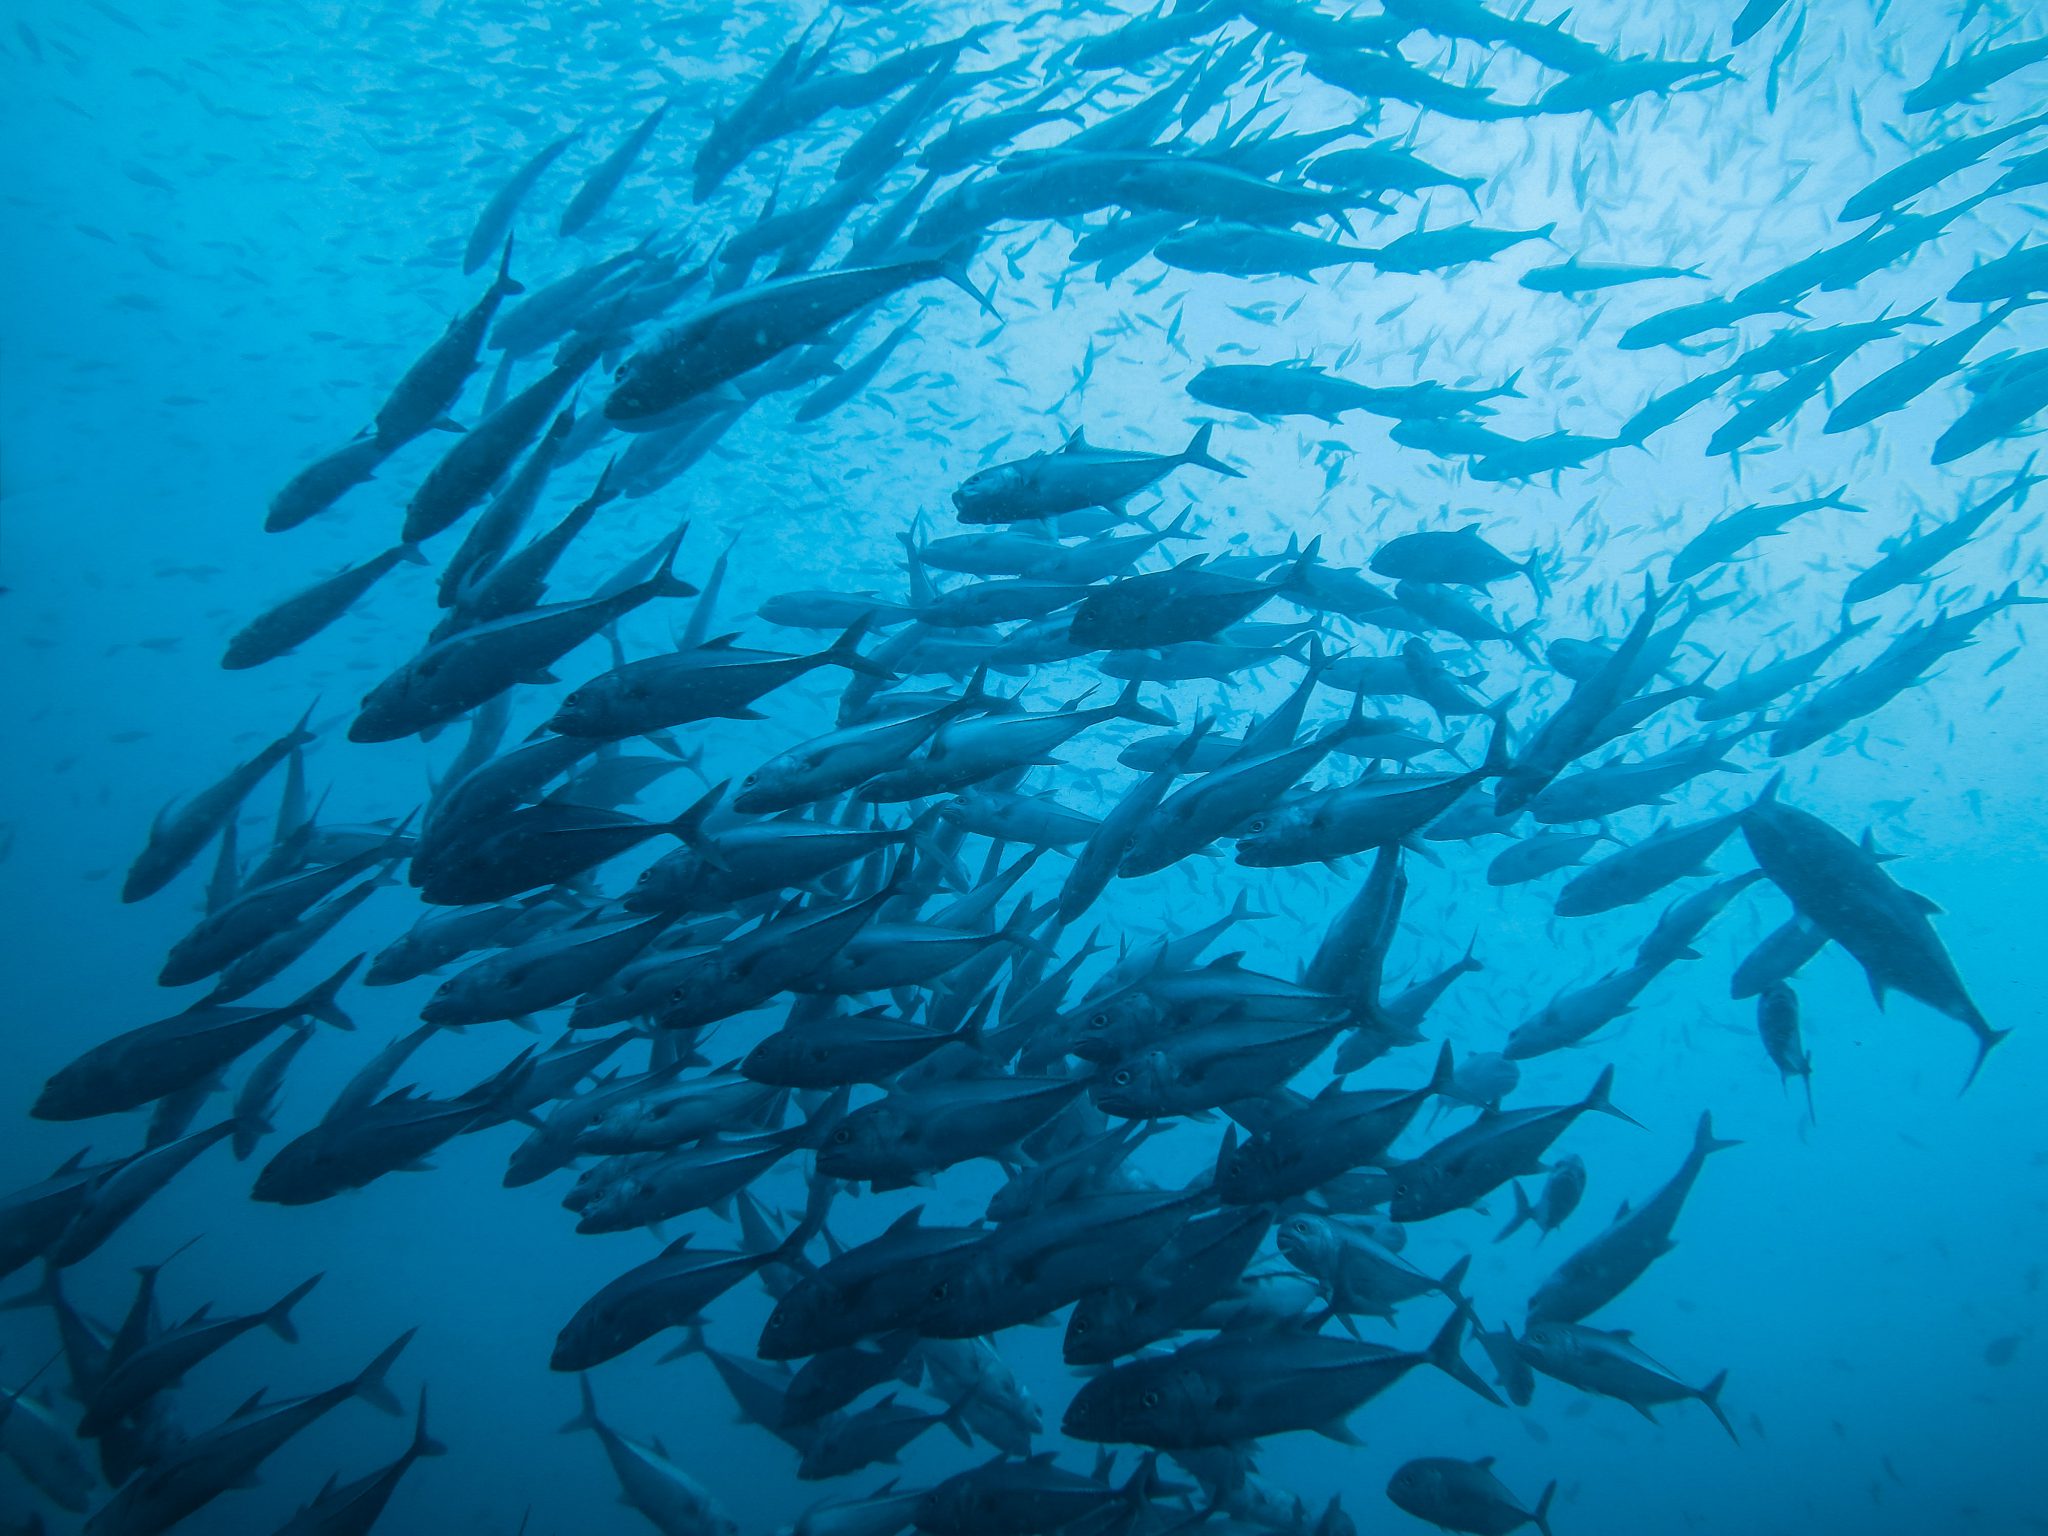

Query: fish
left=559, top=1375, right=738, bottom=1536
left=223, top=545, right=429, bottom=670
left=1758, top=981, right=1817, bottom=1120
left=374, top=238, right=525, bottom=448
left=1497, top=1155, right=1588, bottom=1243
left=351, top=524, right=696, bottom=743
left=1387, top=1458, right=1556, bottom=1536
left=1062, top=1309, right=1500, bottom=1448
left=559, top=103, right=668, bottom=237
left=1389, top=1067, right=1640, bottom=1221
left=270, top=1389, right=445, bottom=1536
left=465, top=131, right=581, bottom=274
left=606, top=253, right=986, bottom=426
left=954, top=424, right=1242, bottom=524
left=123, top=703, right=317, bottom=903
left=28, top=6, right=2048, bottom=1531
left=1527, top=1112, right=1739, bottom=1323
left=1518, top=1320, right=1736, bottom=1441
left=83, top=1330, right=414, bottom=1536
left=1743, top=777, right=2005, bottom=1085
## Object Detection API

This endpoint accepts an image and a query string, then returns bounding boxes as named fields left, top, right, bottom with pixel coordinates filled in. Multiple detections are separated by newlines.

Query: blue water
left=4, top=1, right=2046, bottom=1533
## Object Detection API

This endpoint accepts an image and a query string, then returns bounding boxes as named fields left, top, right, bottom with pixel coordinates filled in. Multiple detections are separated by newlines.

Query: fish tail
left=352, top=1327, right=416, bottom=1417
left=1698, top=1368, right=1739, bottom=1443
left=1695, top=1110, right=1742, bottom=1158
left=937, top=239, right=998, bottom=318
left=1584, top=1064, right=1643, bottom=1128
left=285, top=696, right=322, bottom=751
left=1111, top=678, right=1175, bottom=728
left=1180, top=421, right=1243, bottom=478
left=559, top=1373, right=602, bottom=1435
left=290, top=954, right=364, bottom=1031
left=824, top=615, right=893, bottom=679
left=775, top=1176, right=835, bottom=1273
left=1495, top=1181, right=1535, bottom=1243
left=264, top=1272, right=323, bottom=1343
left=495, top=233, right=524, bottom=297
left=1479, top=699, right=1515, bottom=777
left=663, top=779, right=732, bottom=863
left=1533, top=1480, right=1557, bottom=1536
left=1424, top=1306, right=1502, bottom=1406
left=1960, top=1019, right=2012, bottom=1094
left=652, top=519, right=697, bottom=601
left=411, top=1386, right=449, bottom=1458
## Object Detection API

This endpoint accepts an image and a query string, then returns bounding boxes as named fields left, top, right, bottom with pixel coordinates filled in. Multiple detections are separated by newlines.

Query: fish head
left=29, top=1062, right=103, bottom=1122
left=363, top=939, right=419, bottom=986
left=1212, top=1128, right=1284, bottom=1204
left=1386, top=1160, right=1446, bottom=1222
left=1275, top=1211, right=1339, bottom=1273
left=547, top=678, right=615, bottom=736
left=592, top=804, right=689, bottom=892
left=603, top=351, right=676, bottom=423
left=1063, top=1285, right=1140, bottom=1365
left=419, top=970, right=477, bottom=1023
left=952, top=462, right=1031, bottom=524
left=1063, top=989, right=1162, bottom=1064
left=502, top=1124, right=571, bottom=1188
left=1091, top=1049, right=1171, bottom=1119
left=814, top=1101, right=905, bottom=1179
left=740, top=1030, right=808, bottom=1086
left=564, top=1160, right=628, bottom=1212
left=732, top=752, right=819, bottom=813
left=550, top=1298, right=627, bottom=1372
left=1384, top=1460, right=1447, bottom=1510
left=917, top=1251, right=1001, bottom=1335
left=758, top=1284, right=831, bottom=1361
left=251, top=1127, right=349, bottom=1205
left=350, top=663, right=425, bottom=742
left=1061, top=1354, right=1216, bottom=1448
left=1515, top=1319, right=1574, bottom=1366
left=1230, top=801, right=1317, bottom=866
left=572, top=1174, right=644, bottom=1230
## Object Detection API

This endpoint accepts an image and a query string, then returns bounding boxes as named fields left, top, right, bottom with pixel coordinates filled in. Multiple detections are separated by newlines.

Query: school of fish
left=6, top=0, right=2047, bottom=1532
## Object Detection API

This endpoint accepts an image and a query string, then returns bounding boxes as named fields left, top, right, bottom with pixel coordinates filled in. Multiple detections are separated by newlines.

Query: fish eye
left=1071, top=1316, right=1088, bottom=1334
left=1247, top=818, right=1266, bottom=833
left=831, top=1127, right=852, bottom=1144
left=565, top=691, right=581, bottom=707
left=1087, top=1012, right=1109, bottom=1029
left=931, top=1280, right=950, bottom=1300
left=1112, top=1068, right=1131, bottom=1086
left=1141, top=1390, right=1161, bottom=1409
left=742, top=774, right=757, bottom=786
left=809, top=1046, right=828, bottom=1062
